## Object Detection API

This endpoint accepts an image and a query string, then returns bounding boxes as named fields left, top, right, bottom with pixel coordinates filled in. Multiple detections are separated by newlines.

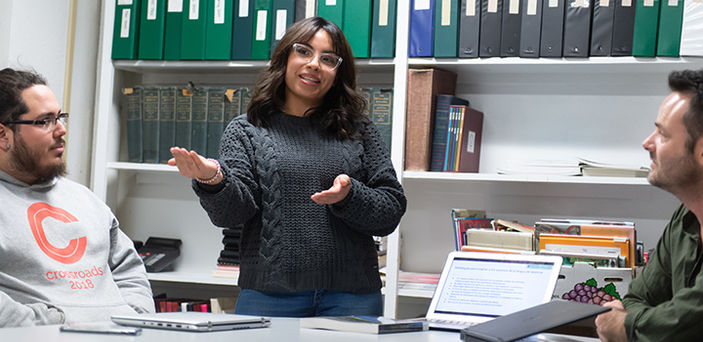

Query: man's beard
left=10, top=135, right=66, bottom=183
left=648, top=151, right=701, bottom=193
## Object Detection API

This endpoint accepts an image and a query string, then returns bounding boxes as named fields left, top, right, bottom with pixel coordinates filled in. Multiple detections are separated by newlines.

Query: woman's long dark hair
left=246, top=17, right=366, bottom=140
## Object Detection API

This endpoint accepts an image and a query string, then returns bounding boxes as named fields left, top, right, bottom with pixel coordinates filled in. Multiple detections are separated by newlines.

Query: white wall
left=0, top=0, right=99, bottom=186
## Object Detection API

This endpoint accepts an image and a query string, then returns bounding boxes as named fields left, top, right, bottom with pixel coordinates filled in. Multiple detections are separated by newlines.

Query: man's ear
left=0, top=124, right=12, bottom=152
left=694, top=136, right=703, bottom=168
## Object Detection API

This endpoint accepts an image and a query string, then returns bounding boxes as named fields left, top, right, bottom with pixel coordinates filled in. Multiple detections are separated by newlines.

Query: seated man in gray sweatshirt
left=0, top=68, right=154, bottom=327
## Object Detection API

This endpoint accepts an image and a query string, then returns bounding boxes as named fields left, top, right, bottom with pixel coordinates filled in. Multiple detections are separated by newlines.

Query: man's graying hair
left=668, top=69, right=703, bottom=153
left=0, top=68, right=48, bottom=129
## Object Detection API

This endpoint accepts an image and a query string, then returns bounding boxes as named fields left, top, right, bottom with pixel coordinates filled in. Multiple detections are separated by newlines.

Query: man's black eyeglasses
left=2, top=113, right=69, bottom=131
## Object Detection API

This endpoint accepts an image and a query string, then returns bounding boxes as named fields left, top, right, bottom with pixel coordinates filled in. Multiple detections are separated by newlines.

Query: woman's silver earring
left=5, top=144, right=9, bottom=149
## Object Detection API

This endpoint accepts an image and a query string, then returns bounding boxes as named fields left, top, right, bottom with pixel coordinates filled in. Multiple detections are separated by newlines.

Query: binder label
left=466, top=0, right=476, bottom=15
left=168, top=0, right=183, bottom=12
left=189, top=0, right=199, bottom=20
left=379, top=0, right=390, bottom=25
left=644, top=0, right=653, bottom=5
left=488, top=0, right=498, bottom=12
left=326, top=0, right=337, bottom=5
left=441, top=0, right=451, bottom=25
left=622, top=0, right=632, bottom=6
left=510, top=0, right=520, bottom=13
left=668, top=0, right=677, bottom=5
left=214, top=0, right=225, bottom=24
left=239, top=0, right=249, bottom=17
left=275, top=10, right=288, bottom=40
left=118, top=0, right=133, bottom=5
left=528, top=0, right=538, bottom=14
left=571, top=0, right=589, bottom=7
left=256, top=10, right=268, bottom=41
left=467, top=131, right=476, bottom=153
left=600, top=0, right=609, bottom=6
left=120, top=9, right=131, bottom=38
left=306, top=0, right=316, bottom=17
left=415, top=0, right=431, bottom=10
left=148, top=0, right=158, bottom=20
left=549, top=0, right=559, bottom=7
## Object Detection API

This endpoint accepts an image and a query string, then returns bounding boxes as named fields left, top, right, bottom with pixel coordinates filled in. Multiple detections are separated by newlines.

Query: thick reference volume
left=299, top=316, right=428, bottom=334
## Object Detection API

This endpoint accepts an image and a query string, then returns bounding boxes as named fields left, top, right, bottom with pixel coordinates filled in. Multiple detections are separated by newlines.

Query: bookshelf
left=92, top=0, right=702, bottom=319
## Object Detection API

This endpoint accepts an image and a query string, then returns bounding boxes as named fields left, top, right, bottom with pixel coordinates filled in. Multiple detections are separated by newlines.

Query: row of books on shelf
left=154, top=296, right=236, bottom=313
left=410, top=0, right=703, bottom=58
left=112, top=0, right=397, bottom=61
left=121, top=85, right=394, bottom=164
left=451, top=208, right=643, bottom=268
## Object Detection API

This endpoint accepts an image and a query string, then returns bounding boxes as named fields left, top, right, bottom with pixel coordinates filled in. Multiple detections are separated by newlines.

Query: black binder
left=590, top=0, right=615, bottom=56
left=611, top=0, right=636, bottom=56
left=459, top=0, right=482, bottom=57
left=539, top=0, right=565, bottom=57
left=480, top=0, right=503, bottom=56
left=519, top=0, right=543, bottom=57
left=563, top=0, right=593, bottom=57
left=500, top=0, right=522, bottom=56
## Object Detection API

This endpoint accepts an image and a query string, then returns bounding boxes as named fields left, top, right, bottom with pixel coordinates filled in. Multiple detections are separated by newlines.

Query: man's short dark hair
left=668, top=69, right=703, bottom=153
left=0, top=68, right=48, bottom=128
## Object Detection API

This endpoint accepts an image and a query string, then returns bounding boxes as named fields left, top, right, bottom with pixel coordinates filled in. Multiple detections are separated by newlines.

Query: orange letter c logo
left=27, top=202, right=86, bottom=264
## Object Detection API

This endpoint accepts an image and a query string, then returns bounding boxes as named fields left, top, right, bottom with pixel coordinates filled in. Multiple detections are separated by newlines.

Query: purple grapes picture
left=560, top=278, right=622, bottom=305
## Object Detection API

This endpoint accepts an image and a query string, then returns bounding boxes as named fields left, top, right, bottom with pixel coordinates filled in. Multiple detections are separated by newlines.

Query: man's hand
left=311, top=174, right=351, bottom=205
left=596, top=300, right=628, bottom=342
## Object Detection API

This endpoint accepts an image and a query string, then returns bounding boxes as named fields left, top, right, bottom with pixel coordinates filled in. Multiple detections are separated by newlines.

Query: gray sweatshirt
left=0, top=170, right=154, bottom=327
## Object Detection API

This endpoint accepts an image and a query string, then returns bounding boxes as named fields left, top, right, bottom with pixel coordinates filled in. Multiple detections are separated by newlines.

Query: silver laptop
left=111, top=312, right=271, bottom=332
left=424, top=251, right=563, bottom=331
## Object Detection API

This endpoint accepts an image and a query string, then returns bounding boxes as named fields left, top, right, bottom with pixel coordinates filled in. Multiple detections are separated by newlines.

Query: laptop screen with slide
left=425, top=251, right=563, bottom=330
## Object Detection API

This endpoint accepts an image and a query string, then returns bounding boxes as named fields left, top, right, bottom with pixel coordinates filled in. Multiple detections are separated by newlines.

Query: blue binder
left=409, top=0, right=435, bottom=57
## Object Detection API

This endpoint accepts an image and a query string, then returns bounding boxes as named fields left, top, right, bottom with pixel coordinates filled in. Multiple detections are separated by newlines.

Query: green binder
left=142, top=87, right=160, bottom=163
left=317, top=0, right=344, bottom=28
left=252, top=0, right=273, bottom=60
left=190, top=87, right=209, bottom=156
left=138, top=0, right=167, bottom=59
left=164, top=0, right=184, bottom=60
left=632, top=0, right=661, bottom=57
left=370, top=0, right=397, bottom=58
left=656, top=0, right=684, bottom=57
left=434, top=0, right=460, bottom=57
left=123, top=87, right=143, bottom=162
left=232, top=0, right=255, bottom=60
left=205, top=0, right=234, bottom=59
left=112, top=0, right=141, bottom=59
left=181, top=0, right=209, bottom=59
left=343, top=0, right=372, bottom=58
left=175, top=88, right=192, bottom=150
left=158, top=87, right=176, bottom=163
left=271, top=0, right=296, bottom=54
left=206, top=87, right=226, bottom=158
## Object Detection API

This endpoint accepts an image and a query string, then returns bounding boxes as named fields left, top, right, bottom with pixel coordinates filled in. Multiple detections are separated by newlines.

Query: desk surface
left=0, top=318, right=600, bottom=341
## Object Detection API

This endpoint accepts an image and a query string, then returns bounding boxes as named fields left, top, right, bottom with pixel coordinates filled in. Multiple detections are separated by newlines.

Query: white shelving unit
left=91, top=0, right=702, bottom=319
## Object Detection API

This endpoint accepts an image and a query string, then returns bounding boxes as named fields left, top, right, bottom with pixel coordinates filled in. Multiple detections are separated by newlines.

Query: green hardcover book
left=271, top=0, right=296, bottom=54
left=359, top=87, right=372, bottom=117
left=206, top=87, right=226, bottom=158
left=656, top=0, right=684, bottom=57
left=190, top=87, right=209, bottom=155
left=224, top=88, right=242, bottom=129
left=112, top=0, right=142, bottom=59
left=138, top=0, right=167, bottom=59
left=175, top=88, right=193, bottom=149
left=142, top=87, right=161, bottom=163
left=252, top=0, right=273, bottom=60
left=370, top=0, right=397, bottom=58
left=232, top=0, right=255, bottom=60
left=164, top=0, right=184, bottom=60
left=181, top=0, right=209, bottom=59
left=632, top=0, right=661, bottom=57
left=317, top=0, right=344, bottom=28
left=371, top=88, right=393, bottom=151
left=240, top=87, right=253, bottom=114
left=205, top=0, right=234, bottom=59
left=123, top=87, right=143, bottom=162
left=159, top=87, right=177, bottom=163
left=434, top=0, right=460, bottom=57
left=343, top=0, right=372, bottom=58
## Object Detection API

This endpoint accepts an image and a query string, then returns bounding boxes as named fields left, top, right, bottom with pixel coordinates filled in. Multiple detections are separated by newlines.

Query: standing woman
left=169, top=17, right=406, bottom=317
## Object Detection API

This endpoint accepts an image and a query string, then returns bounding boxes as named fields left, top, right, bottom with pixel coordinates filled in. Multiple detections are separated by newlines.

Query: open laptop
left=424, top=251, right=563, bottom=331
left=111, top=312, right=271, bottom=332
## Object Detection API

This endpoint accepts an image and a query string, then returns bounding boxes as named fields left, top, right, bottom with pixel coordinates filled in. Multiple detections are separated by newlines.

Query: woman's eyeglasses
left=2, top=113, right=69, bottom=132
left=291, top=43, right=343, bottom=71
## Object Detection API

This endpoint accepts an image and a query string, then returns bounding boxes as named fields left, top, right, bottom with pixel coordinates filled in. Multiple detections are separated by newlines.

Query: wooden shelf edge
left=147, top=271, right=238, bottom=287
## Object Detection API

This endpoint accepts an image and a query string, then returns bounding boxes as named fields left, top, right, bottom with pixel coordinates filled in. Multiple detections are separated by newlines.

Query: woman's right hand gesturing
left=168, top=147, right=223, bottom=185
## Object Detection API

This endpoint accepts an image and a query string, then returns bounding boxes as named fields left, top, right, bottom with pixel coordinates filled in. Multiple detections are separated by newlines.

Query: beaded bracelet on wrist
left=196, top=158, right=221, bottom=184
